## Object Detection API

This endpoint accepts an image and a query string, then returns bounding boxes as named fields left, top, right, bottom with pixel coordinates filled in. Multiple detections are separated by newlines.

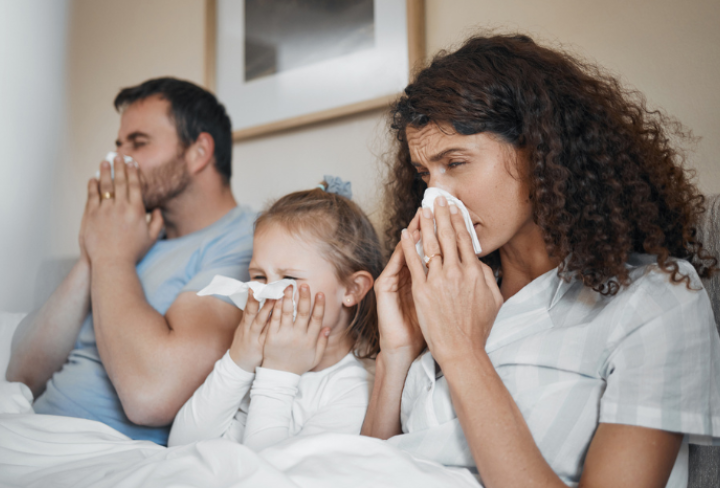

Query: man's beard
left=141, top=148, right=191, bottom=211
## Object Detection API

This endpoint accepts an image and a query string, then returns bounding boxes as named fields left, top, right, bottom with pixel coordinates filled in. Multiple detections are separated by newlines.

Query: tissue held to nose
left=197, top=275, right=298, bottom=319
left=94, top=151, right=136, bottom=179
left=415, top=187, right=482, bottom=263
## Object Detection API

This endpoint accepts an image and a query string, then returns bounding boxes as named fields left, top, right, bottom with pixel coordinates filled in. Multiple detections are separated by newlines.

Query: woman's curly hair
left=383, top=33, right=716, bottom=294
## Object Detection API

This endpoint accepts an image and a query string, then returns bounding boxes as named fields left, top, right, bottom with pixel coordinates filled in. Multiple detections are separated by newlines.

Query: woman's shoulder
left=549, top=254, right=714, bottom=347
left=622, top=254, right=705, bottom=303
left=585, top=254, right=715, bottom=344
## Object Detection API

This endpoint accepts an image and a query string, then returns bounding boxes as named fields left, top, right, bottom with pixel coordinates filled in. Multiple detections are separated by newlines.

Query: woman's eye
left=414, top=171, right=430, bottom=181
left=283, top=276, right=298, bottom=281
left=251, top=275, right=266, bottom=282
left=133, top=142, right=146, bottom=149
left=448, top=161, right=465, bottom=169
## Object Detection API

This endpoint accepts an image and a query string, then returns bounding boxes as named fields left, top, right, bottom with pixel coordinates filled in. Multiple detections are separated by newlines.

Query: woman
left=362, top=34, right=720, bottom=487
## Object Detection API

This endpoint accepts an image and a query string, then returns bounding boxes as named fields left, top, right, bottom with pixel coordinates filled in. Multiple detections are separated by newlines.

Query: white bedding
left=0, top=313, right=479, bottom=488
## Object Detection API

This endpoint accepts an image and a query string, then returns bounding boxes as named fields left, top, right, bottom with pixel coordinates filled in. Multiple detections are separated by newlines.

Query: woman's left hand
left=400, top=196, right=504, bottom=368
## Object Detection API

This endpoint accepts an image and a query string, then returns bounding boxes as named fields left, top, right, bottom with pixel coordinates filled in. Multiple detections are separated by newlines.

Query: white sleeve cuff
left=218, top=350, right=257, bottom=383
left=253, top=366, right=301, bottom=389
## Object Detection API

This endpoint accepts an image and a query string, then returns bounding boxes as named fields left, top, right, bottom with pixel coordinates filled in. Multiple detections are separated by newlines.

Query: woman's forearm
left=361, top=352, right=413, bottom=439
left=442, top=351, right=566, bottom=488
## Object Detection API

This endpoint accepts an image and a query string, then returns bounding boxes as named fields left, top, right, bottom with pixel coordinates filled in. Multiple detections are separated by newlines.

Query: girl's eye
left=251, top=275, right=266, bottom=282
left=414, top=171, right=429, bottom=181
left=448, top=161, right=465, bottom=169
left=283, top=276, right=298, bottom=281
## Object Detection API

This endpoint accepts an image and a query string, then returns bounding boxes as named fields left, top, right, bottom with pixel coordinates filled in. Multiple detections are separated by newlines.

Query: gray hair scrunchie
left=319, top=175, right=352, bottom=200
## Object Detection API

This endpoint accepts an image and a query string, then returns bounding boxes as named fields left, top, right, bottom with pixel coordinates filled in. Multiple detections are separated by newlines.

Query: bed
left=0, top=312, right=478, bottom=488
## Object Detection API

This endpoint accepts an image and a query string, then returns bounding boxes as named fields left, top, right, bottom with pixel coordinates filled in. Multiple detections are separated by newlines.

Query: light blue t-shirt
left=33, top=206, right=256, bottom=445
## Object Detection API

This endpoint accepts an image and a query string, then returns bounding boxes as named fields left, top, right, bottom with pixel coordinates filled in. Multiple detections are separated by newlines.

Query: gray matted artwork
left=244, top=0, right=375, bottom=82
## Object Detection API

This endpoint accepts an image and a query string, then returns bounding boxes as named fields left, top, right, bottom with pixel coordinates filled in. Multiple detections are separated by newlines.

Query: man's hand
left=82, top=156, right=163, bottom=266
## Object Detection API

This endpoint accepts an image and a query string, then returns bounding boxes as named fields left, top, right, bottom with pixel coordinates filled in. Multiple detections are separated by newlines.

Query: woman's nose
left=427, top=172, right=453, bottom=194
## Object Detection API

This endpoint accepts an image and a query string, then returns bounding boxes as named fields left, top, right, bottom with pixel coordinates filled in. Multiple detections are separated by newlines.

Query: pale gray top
left=388, top=255, right=720, bottom=487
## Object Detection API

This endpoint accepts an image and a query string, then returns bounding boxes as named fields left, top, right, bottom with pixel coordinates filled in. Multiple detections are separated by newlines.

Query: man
left=6, top=78, right=254, bottom=445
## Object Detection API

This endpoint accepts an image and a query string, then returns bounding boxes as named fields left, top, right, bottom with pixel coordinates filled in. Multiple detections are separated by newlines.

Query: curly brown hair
left=255, top=182, right=384, bottom=358
left=383, top=33, right=716, bottom=294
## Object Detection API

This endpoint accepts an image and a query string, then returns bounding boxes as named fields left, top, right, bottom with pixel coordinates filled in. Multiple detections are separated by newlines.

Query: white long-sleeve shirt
left=168, top=351, right=374, bottom=451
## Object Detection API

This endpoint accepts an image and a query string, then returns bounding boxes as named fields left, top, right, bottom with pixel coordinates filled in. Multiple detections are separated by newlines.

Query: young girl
left=168, top=179, right=383, bottom=451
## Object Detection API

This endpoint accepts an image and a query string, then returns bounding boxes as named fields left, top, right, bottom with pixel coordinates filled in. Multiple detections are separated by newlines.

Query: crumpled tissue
left=197, top=275, right=298, bottom=318
left=415, top=187, right=482, bottom=264
left=94, top=151, right=136, bottom=179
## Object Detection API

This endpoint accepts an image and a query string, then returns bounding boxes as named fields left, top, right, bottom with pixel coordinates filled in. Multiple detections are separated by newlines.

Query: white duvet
left=0, top=313, right=478, bottom=488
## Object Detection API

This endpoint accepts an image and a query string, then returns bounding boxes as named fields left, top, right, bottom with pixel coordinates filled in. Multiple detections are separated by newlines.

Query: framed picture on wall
left=205, top=0, right=425, bottom=141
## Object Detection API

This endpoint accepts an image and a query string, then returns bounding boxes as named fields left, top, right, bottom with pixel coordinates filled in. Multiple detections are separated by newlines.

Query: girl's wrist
left=229, top=347, right=259, bottom=373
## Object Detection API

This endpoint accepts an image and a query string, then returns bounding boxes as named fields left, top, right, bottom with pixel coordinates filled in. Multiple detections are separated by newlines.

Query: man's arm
left=82, top=156, right=246, bottom=426
left=6, top=257, right=91, bottom=398
left=90, top=261, right=242, bottom=426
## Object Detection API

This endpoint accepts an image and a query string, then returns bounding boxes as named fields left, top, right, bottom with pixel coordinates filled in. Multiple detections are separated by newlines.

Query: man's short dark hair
left=114, top=77, right=233, bottom=184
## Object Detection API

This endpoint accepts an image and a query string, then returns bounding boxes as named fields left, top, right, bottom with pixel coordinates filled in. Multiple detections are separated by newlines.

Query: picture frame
left=205, top=0, right=425, bottom=141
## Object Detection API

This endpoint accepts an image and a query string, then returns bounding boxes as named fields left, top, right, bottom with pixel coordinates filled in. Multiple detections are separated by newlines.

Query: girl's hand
left=262, top=285, right=330, bottom=375
left=229, top=289, right=274, bottom=373
left=374, top=210, right=426, bottom=366
left=400, top=197, right=504, bottom=368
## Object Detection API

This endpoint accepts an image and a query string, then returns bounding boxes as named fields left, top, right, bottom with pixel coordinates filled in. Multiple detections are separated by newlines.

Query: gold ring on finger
left=101, top=191, right=114, bottom=200
left=424, top=253, right=443, bottom=265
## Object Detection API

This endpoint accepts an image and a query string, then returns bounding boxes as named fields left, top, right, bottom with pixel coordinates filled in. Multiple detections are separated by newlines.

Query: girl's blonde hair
left=254, top=182, right=384, bottom=358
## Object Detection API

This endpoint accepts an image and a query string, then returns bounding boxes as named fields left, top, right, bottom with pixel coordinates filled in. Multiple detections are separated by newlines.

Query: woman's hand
left=400, top=196, right=503, bottom=368
left=229, top=289, right=274, bottom=373
left=374, top=210, right=426, bottom=366
left=262, top=285, right=330, bottom=375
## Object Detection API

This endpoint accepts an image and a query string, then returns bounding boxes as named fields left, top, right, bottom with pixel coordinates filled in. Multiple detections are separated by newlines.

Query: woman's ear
left=342, top=271, right=374, bottom=307
left=186, top=132, right=215, bottom=174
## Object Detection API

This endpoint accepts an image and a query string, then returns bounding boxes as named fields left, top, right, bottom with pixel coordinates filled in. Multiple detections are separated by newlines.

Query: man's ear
left=186, top=132, right=215, bottom=174
left=342, top=271, right=374, bottom=307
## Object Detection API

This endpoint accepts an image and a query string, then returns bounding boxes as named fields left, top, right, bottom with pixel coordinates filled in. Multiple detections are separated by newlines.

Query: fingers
left=251, top=297, right=274, bottom=333
left=400, top=228, right=426, bottom=282
left=433, top=196, right=459, bottom=266
left=406, top=208, right=421, bottom=234
left=295, top=284, right=312, bottom=325
left=307, top=292, right=325, bottom=336
left=126, top=159, right=143, bottom=205
left=280, top=285, right=295, bottom=327
left=87, top=178, right=100, bottom=210
left=113, top=155, right=128, bottom=200
left=419, top=206, right=442, bottom=262
left=148, top=208, right=164, bottom=242
left=98, top=160, right=114, bottom=203
left=480, top=262, right=504, bottom=308
left=381, top=240, right=408, bottom=279
left=269, top=295, right=283, bottom=334
left=244, top=288, right=260, bottom=317
left=449, top=203, right=476, bottom=264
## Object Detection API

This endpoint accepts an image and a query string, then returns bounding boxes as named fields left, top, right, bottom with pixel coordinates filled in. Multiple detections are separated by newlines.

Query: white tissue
left=415, top=188, right=482, bottom=263
left=94, top=151, right=135, bottom=179
left=197, top=275, right=298, bottom=319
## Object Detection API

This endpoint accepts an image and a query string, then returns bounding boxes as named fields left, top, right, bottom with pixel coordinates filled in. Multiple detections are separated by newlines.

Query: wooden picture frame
left=205, top=0, right=425, bottom=141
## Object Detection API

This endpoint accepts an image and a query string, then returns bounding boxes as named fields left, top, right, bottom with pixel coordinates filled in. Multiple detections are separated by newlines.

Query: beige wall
left=53, top=0, right=720, bottom=258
